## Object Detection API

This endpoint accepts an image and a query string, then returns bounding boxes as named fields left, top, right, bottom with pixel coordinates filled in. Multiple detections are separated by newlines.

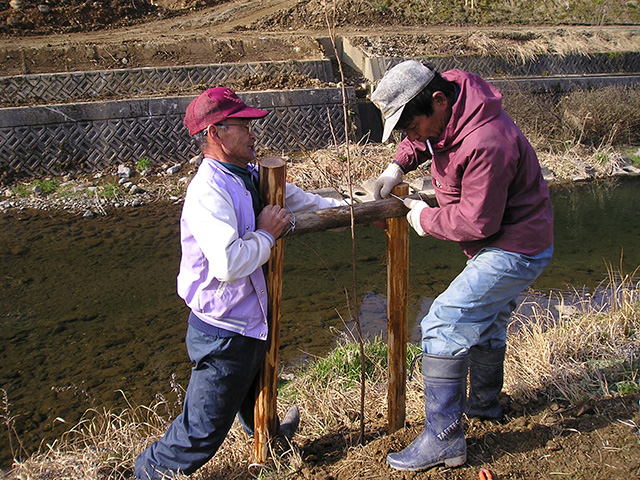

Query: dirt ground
left=2, top=0, right=640, bottom=79
left=296, top=394, right=640, bottom=480
left=2, top=1, right=640, bottom=479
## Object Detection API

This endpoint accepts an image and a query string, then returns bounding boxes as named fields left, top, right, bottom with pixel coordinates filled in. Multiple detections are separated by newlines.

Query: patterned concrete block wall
left=0, top=60, right=335, bottom=107
left=0, top=88, right=356, bottom=177
left=340, top=36, right=640, bottom=85
left=374, top=52, right=640, bottom=80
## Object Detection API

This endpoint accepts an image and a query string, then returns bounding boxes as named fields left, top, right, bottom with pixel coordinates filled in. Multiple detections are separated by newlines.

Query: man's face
left=214, top=119, right=257, bottom=166
left=402, top=91, right=450, bottom=143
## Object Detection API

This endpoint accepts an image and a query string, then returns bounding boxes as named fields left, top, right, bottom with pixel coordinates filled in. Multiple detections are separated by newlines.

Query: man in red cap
left=135, top=87, right=346, bottom=479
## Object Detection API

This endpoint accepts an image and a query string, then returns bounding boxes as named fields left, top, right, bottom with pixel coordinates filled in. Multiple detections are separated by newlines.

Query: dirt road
left=2, top=0, right=639, bottom=78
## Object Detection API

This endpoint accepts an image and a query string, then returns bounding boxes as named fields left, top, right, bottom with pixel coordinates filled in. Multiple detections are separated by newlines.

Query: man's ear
left=207, top=124, right=223, bottom=144
left=432, top=91, right=448, bottom=108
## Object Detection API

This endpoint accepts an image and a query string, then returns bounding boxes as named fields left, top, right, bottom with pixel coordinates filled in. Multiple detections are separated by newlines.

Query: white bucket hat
left=370, top=60, right=435, bottom=142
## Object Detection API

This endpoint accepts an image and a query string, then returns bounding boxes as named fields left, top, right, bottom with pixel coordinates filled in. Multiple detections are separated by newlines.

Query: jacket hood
left=435, top=70, right=503, bottom=151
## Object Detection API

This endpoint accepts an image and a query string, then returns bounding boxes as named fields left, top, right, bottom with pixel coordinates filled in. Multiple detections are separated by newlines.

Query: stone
left=117, top=165, right=132, bottom=179
left=166, top=164, right=181, bottom=175
left=189, top=155, right=203, bottom=166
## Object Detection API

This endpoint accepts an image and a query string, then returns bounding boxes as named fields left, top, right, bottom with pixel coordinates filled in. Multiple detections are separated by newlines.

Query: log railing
left=254, top=157, right=436, bottom=462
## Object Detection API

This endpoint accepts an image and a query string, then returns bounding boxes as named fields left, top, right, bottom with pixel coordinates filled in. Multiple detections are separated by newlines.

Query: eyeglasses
left=216, top=121, right=253, bottom=133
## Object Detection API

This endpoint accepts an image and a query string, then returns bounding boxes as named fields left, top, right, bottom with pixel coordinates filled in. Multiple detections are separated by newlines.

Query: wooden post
left=386, top=183, right=409, bottom=433
left=254, top=157, right=286, bottom=463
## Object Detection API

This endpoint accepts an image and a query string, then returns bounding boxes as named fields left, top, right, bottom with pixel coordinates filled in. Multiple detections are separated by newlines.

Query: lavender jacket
left=394, top=70, right=554, bottom=258
left=177, top=158, right=344, bottom=340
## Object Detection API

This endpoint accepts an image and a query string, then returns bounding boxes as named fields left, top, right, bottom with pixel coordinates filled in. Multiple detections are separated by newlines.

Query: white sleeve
left=183, top=178, right=274, bottom=283
left=284, top=183, right=346, bottom=212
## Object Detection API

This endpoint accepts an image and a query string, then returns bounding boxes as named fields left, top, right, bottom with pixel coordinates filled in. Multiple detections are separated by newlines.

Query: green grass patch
left=136, top=158, right=151, bottom=173
left=283, top=336, right=423, bottom=393
left=99, top=182, right=122, bottom=199
left=621, top=147, right=640, bottom=168
left=12, top=178, right=60, bottom=197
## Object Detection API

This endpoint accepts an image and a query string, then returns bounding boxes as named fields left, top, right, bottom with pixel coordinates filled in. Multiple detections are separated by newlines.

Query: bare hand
left=257, top=204, right=291, bottom=239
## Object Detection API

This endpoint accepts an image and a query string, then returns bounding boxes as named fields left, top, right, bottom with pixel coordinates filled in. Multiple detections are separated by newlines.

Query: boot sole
left=387, top=453, right=467, bottom=471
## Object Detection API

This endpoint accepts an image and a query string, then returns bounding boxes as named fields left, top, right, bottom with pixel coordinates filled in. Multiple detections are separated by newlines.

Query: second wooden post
left=254, top=157, right=287, bottom=463
left=386, top=183, right=409, bottom=433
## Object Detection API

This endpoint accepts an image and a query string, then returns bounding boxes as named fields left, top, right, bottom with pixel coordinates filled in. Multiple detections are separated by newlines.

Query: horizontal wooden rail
left=286, top=192, right=437, bottom=237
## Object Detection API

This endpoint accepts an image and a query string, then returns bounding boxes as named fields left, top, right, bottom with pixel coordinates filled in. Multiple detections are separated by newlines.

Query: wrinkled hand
left=257, top=204, right=291, bottom=239
left=403, top=198, right=428, bottom=236
left=373, top=163, right=403, bottom=200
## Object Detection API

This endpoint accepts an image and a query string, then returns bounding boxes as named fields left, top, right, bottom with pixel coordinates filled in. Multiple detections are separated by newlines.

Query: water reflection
left=0, top=176, right=638, bottom=467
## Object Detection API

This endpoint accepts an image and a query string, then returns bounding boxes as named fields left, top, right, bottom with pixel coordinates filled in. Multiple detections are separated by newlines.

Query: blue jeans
left=135, top=323, right=268, bottom=479
left=421, top=245, right=553, bottom=356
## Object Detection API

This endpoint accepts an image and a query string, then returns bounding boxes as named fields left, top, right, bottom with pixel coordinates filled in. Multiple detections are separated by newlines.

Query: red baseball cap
left=183, top=87, right=269, bottom=135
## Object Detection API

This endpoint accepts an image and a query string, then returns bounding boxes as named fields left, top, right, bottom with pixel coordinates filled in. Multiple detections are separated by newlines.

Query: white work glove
left=373, top=163, right=403, bottom=200
left=404, top=198, right=428, bottom=236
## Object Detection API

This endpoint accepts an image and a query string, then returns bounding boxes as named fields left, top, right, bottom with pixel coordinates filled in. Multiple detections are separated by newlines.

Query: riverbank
left=3, top=270, right=639, bottom=479
left=1, top=140, right=639, bottom=216
left=3, top=73, right=640, bottom=215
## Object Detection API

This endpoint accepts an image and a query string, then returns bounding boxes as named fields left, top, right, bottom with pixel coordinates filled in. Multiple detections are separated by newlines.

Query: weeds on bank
left=12, top=178, right=61, bottom=196
left=506, top=264, right=640, bottom=405
left=136, top=158, right=151, bottom=174
left=320, top=0, right=640, bottom=26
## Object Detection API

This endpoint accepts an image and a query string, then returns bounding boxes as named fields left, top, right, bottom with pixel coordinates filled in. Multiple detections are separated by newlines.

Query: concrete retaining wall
left=0, top=59, right=335, bottom=107
left=0, top=88, right=356, bottom=177
left=338, top=36, right=640, bottom=84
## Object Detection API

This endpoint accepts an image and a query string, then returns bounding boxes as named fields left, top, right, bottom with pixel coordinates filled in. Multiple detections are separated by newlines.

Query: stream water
left=1, top=176, right=639, bottom=467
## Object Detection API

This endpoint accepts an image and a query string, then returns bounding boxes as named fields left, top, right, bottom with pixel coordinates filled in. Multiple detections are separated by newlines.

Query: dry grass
left=282, top=142, right=394, bottom=192
left=4, top=393, right=168, bottom=480
left=354, top=28, right=640, bottom=62
left=559, top=86, right=640, bottom=147
left=467, top=29, right=640, bottom=62
left=506, top=265, right=640, bottom=405
left=538, top=143, right=629, bottom=180
left=504, top=85, right=640, bottom=148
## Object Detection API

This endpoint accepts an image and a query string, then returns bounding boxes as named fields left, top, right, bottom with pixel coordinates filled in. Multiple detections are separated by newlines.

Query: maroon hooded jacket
left=393, top=70, right=554, bottom=258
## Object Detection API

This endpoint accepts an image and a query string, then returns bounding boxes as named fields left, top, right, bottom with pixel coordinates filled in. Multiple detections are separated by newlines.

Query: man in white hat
left=370, top=61, right=554, bottom=472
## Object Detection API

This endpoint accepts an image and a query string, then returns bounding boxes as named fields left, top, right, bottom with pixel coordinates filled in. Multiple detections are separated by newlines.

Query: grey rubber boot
left=277, top=405, right=300, bottom=440
left=465, top=345, right=506, bottom=421
left=386, top=353, right=468, bottom=472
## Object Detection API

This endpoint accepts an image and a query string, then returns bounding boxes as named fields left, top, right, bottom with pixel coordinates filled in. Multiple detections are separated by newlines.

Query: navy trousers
left=135, top=323, right=268, bottom=479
